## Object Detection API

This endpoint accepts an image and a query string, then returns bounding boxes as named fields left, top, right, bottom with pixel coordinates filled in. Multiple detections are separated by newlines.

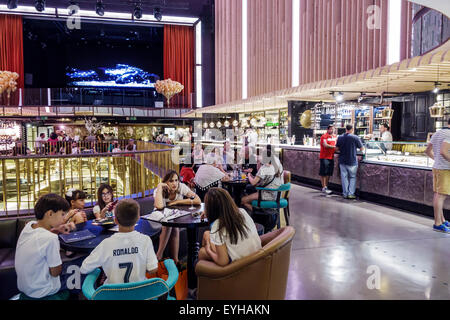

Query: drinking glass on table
left=189, top=195, right=196, bottom=210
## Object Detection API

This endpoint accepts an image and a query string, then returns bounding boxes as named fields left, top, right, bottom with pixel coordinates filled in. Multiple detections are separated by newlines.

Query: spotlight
left=7, top=0, right=18, bottom=10
left=335, top=92, right=344, bottom=103
left=96, top=0, right=105, bottom=16
left=433, top=82, right=441, bottom=94
left=133, top=5, right=143, bottom=19
left=154, top=7, right=162, bottom=21
left=35, top=0, right=45, bottom=12
left=358, top=93, right=366, bottom=103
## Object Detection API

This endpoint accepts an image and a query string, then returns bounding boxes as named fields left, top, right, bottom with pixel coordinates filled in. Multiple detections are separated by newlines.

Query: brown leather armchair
left=195, top=226, right=296, bottom=300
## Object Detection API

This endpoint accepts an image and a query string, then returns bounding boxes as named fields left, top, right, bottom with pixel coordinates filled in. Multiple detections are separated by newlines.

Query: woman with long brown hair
left=93, top=184, right=117, bottom=220
left=154, top=170, right=201, bottom=263
left=198, top=188, right=261, bottom=266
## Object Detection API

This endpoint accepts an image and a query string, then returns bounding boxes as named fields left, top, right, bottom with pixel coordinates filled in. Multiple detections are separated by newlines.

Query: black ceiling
left=4, top=0, right=213, bottom=18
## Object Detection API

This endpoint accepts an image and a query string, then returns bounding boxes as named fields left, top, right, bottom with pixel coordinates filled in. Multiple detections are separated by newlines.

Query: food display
left=364, top=142, right=433, bottom=169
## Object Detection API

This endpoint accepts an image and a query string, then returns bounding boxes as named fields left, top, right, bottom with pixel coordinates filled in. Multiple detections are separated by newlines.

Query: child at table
left=198, top=188, right=261, bottom=266
left=15, top=194, right=75, bottom=300
left=93, top=184, right=117, bottom=220
left=80, top=199, right=158, bottom=284
left=64, top=189, right=88, bottom=224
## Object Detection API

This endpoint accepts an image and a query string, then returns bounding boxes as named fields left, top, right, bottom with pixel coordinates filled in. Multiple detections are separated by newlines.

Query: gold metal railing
left=0, top=143, right=179, bottom=218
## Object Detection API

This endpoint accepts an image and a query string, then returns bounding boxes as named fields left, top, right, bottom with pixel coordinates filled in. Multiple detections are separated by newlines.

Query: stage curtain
left=163, top=25, right=194, bottom=108
left=0, top=14, right=24, bottom=89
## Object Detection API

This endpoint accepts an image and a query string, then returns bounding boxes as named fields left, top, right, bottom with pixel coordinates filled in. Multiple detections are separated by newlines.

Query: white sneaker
left=324, top=188, right=333, bottom=195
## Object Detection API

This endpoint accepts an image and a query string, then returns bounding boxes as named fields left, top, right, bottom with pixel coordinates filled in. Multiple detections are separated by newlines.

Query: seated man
left=194, top=155, right=230, bottom=191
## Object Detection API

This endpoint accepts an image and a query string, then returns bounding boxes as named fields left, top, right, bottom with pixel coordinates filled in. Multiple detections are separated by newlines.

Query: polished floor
left=285, top=184, right=450, bottom=300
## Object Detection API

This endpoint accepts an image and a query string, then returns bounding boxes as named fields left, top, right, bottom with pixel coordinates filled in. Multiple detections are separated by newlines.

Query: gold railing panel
left=0, top=143, right=177, bottom=218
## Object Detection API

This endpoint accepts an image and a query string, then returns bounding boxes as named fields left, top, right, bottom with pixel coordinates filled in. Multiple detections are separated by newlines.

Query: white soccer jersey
left=15, top=221, right=62, bottom=298
left=80, top=231, right=158, bottom=285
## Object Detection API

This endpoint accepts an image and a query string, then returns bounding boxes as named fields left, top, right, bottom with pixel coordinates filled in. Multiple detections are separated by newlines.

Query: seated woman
left=241, top=145, right=284, bottom=213
left=198, top=188, right=262, bottom=266
left=222, top=141, right=235, bottom=171
left=93, top=184, right=117, bottom=220
left=154, top=170, right=201, bottom=264
left=64, top=189, right=88, bottom=224
left=238, top=144, right=258, bottom=174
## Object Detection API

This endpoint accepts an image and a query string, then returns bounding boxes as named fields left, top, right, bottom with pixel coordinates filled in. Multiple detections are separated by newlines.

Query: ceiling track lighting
left=154, top=7, right=162, bottom=21
left=7, top=0, right=18, bottom=10
left=133, top=3, right=142, bottom=19
left=35, top=0, right=45, bottom=12
left=433, top=82, right=441, bottom=94
left=331, top=91, right=344, bottom=103
left=96, top=0, right=105, bottom=16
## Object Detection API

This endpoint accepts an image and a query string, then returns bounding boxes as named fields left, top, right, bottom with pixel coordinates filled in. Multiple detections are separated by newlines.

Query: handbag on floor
left=148, top=260, right=188, bottom=300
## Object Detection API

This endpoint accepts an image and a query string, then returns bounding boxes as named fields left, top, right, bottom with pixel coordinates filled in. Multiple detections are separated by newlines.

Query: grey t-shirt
left=430, top=128, right=450, bottom=170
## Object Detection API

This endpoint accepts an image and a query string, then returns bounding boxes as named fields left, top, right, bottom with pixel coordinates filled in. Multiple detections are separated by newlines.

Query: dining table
left=156, top=204, right=208, bottom=289
left=59, top=218, right=162, bottom=254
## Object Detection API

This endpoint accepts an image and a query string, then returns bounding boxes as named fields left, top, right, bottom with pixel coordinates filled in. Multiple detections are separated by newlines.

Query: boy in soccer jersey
left=15, top=194, right=75, bottom=300
left=80, top=199, right=158, bottom=284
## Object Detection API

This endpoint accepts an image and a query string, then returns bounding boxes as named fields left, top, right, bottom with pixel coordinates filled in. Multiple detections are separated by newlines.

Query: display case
left=364, top=141, right=433, bottom=169
left=354, top=105, right=371, bottom=138
left=279, top=109, right=289, bottom=144
left=372, top=105, right=393, bottom=134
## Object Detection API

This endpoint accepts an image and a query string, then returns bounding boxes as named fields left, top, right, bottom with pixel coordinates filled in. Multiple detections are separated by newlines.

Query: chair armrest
left=163, top=259, right=179, bottom=290
left=82, top=268, right=101, bottom=300
left=255, top=187, right=280, bottom=192
left=195, top=249, right=265, bottom=279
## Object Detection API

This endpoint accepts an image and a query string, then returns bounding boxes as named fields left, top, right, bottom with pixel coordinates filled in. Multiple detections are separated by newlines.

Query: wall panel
left=214, top=0, right=412, bottom=105
left=215, top=0, right=242, bottom=105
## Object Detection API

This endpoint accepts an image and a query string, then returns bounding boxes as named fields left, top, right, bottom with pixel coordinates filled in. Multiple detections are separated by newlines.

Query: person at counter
left=319, top=125, right=337, bottom=195
left=364, top=123, right=393, bottom=153
left=425, top=118, right=450, bottom=233
left=441, top=139, right=450, bottom=162
left=335, top=125, right=365, bottom=200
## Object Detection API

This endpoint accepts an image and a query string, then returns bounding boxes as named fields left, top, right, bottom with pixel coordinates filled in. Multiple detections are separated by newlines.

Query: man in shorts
left=319, top=125, right=337, bottom=195
left=425, top=118, right=450, bottom=233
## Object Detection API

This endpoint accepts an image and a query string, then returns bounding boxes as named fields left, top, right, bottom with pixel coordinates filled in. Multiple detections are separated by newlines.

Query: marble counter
left=282, top=148, right=450, bottom=214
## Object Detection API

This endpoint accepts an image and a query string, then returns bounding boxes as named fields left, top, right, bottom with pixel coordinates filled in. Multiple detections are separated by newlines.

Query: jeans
left=339, top=164, right=358, bottom=197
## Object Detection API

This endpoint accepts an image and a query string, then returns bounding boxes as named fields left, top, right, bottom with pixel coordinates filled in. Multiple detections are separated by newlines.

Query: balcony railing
left=0, top=87, right=196, bottom=110
left=0, top=142, right=179, bottom=218
left=0, top=105, right=192, bottom=118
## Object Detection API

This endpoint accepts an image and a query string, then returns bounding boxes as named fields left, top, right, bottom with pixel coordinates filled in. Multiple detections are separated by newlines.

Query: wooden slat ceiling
left=186, top=39, right=450, bottom=117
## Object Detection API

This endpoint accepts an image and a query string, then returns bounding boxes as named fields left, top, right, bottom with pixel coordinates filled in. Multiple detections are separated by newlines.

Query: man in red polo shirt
left=319, top=125, right=337, bottom=195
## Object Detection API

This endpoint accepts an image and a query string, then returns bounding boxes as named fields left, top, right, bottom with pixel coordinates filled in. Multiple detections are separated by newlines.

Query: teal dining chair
left=82, top=259, right=179, bottom=300
left=251, top=183, right=291, bottom=230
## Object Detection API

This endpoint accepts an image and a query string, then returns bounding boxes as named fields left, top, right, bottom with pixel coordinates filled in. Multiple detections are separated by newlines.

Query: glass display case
left=364, top=141, right=433, bottom=169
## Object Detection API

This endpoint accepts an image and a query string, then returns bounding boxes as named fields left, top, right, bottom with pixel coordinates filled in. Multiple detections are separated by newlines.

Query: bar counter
left=280, top=144, right=450, bottom=217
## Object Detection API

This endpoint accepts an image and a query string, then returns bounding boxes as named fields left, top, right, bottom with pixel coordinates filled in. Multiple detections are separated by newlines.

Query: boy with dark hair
left=81, top=199, right=158, bottom=284
left=15, top=194, right=74, bottom=299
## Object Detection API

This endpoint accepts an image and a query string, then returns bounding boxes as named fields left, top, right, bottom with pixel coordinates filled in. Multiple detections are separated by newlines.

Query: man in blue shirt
left=335, top=125, right=365, bottom=199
